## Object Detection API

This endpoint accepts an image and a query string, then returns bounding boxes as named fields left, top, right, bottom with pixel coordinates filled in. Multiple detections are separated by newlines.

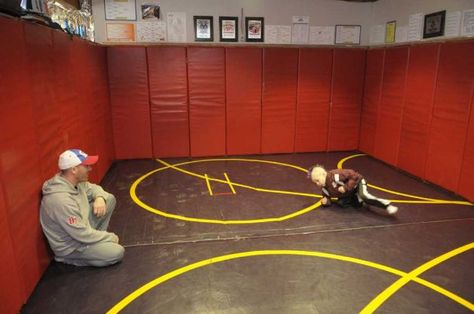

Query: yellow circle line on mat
left=106, top=247, right=474, bottom=314
left=338, top=154, right=473, bottom=206
left=130, top=158, right=321, bottom=224
left=361, top=242, right=474, bottom=313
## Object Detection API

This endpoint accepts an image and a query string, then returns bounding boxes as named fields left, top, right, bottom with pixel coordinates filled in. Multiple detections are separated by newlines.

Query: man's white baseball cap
left=58, top=149, right=99, bottom=170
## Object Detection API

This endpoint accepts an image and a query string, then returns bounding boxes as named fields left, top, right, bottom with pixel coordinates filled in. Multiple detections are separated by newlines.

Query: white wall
left=92, top=0, right=473, bottom=45
left=93, top=0, right=373, bottom=44
left=370, top=0, right=473, bottom=27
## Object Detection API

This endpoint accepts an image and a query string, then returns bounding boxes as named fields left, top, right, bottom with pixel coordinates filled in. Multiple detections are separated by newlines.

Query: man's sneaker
left=386, top=205, right=398, bottom=215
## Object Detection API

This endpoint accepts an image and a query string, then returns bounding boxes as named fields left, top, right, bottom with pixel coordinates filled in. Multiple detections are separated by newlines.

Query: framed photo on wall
left=219, top=16, right=238, bottom=42
left=245, top=17, right=264, bottom=42
left=423, top=10, right=446, bottom=38
left=194, top=16, right=213, bottom=41
left=385, top=20, right=396, bottom=43
left=335, top=25, right=361, bottom=45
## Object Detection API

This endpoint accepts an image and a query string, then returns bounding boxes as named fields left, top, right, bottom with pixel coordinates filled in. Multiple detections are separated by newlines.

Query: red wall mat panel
left=458, top=91, right=474, bottom=201
left=397, top=44, right=440, bottom=178
left=226, top=47, right=262, bottom=155
left=328, top=48, right=366, bottom=151
left=52, top=35, right=113, bottom=182
left=373, top=46, right=408, bottom=165
left=1, top=19, right=50, bottom=303
left=0, top=17, right=28, bottom=314
left=74, top=40, right=100, bottom=179
left=89, top=45, right=116, bottom=179
left=108, top=47, right=152, bottom=159
left=295, top=48, right=332, bottom=152
left=52, top=32, right=83, bottom=148
left=76, top=41, right=114, bottom=181
left=187, top=47, right=226, bottom=157
left=0, top=185, right=24, bottom=314
left=24, top=23, right=63, bottom=179
left=359, top=49, right=384, bottom=155
left=261, top=48, right=298, bottom=153
left=148, top=47, right=190, bottom=157
left=425, top=41, right=474, bottom=191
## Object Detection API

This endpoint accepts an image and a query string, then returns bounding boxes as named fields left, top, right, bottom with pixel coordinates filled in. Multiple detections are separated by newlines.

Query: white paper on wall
left=136, top=21, right=166, bottom=42
left=408, top=12, right=423, bottom=41
left=445, top=11, right=461, bottom=37
left=309, top=26, right=335, bottom=45
left=105, top=0, right=137, bottom=21
left=291, top=23, right=309, bottom=44
left=167, top=12, right=186, bottom=42
left=265, top=25, right=291, bottom=44
left=461, top=9, right=474, bottom=36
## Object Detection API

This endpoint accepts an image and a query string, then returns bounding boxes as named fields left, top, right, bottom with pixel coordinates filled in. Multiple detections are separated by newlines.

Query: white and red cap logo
left=58, top=149, right=99, bottom=170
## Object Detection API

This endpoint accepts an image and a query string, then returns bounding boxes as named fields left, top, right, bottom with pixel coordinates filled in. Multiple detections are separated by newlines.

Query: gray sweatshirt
left=40, top=174, right=116, bottom=257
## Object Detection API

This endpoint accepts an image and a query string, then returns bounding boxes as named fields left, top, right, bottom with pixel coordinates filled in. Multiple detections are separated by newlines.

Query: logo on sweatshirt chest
left=68, top=216, right=77, bottom=225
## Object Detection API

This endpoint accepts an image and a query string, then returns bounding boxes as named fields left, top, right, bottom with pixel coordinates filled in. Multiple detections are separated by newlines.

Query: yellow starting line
left=204, top=174, right=213, bottom=196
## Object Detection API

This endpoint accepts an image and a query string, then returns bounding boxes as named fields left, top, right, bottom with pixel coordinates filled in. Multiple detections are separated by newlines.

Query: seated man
left=308, top=164, right=398, bottom=215
left=40, top=149, right=124, bottom=267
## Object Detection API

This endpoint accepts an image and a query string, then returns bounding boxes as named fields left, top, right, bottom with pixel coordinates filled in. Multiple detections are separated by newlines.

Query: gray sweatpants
left=58, top=194, right=125, bottom=267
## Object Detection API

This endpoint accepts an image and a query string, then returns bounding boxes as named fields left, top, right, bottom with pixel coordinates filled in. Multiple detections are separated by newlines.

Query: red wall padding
left=24, top=23, right=63, bottom=179
left=458, top=91, right=474, bottom=201
left=295, top=48, right=333, bottom=152
left=328, top=48, right=366, bottom=151
left=148, top=47, right=190, bottom=157
left=359, top=49, right=384, bottom=155
left=261, top=48, right=298, bottom=153
left=88, top=44, right=116, bottom=179
left=108, top=47, right=152, bottom=159
left=397, top=44, right=439, bottom=178
left=373, top=46, right=408, bottom=165
left=0, top=18, right=31, bottom=314
left=1, top=18, right=116, bottom=313
left=70, top=39, right=115, bottom=181
left=0, top=181, right=24, bottom=314
left=425, top=41, right=474, bottom=191
left=226, top=47, right=263, bottom=155
left=187, top=47, right=226, bottom=157
left=3, top=21, right=51, bottom=303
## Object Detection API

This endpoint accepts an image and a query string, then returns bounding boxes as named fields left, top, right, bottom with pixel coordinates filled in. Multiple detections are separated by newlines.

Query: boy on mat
left=40, top=149, right=124, bottom=267
left=308, top=165, right=398, bottom=215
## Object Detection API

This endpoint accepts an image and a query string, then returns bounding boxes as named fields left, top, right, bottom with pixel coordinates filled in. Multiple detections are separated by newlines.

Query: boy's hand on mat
left=93, top=197, right=107, bottom=217
left=321, top=197, right=328, bottom=205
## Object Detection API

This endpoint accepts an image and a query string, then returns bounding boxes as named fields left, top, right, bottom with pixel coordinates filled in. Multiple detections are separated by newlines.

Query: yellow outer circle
left=130, top=158, right=321, bottom=224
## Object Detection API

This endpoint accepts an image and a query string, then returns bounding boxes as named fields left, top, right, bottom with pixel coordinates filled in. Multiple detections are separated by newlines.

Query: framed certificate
left=335, top=25, right=361, bottom=45
left=194, top=16, right=213, bottom=41
left=219, top=16, right=238, bottom=42
left=245, top=17, right=264, bottom=42
left=105, top=0, right=137, bottom=21
left=423, top=10, right=446, bottom=38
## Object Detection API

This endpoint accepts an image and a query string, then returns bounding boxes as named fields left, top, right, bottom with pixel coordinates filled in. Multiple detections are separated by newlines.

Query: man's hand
left=338, top=186, right=345, bottom=193
left=93, top=197, right=107, bottom=218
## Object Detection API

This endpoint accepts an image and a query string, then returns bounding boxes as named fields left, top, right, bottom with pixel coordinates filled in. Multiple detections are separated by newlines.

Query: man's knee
left=104, top=243, right=124, bottom=265
left=92, top=243, right=125, bottom=267
left=105, top=193, right=116, bottom=213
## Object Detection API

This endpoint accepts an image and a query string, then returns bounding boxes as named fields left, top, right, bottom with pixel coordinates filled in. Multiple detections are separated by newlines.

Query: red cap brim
left=82, top=155, right=99, bottom=166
